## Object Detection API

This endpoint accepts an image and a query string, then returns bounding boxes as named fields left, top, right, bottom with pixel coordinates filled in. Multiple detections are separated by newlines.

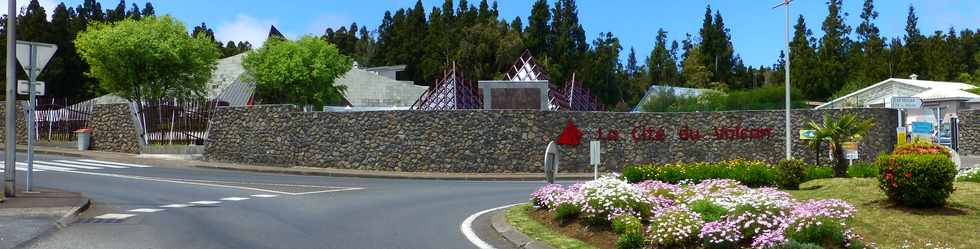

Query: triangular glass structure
left=411, top=64, right=482, bottom=110
left=504, top=50, right=604, bottom=111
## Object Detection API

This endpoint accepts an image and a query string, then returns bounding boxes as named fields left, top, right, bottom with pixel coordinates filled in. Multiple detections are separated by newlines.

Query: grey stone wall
left=958, top=110, right=980, bottom=155
left=205, top=107, right=897, bottom=173
left=89, top=103, right=142, bottom=154
left=0, top=102, right=28, bottom=145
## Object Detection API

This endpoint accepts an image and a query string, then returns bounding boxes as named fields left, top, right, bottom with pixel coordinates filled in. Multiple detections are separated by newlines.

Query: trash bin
left=75, top=128, right=93, bottom=151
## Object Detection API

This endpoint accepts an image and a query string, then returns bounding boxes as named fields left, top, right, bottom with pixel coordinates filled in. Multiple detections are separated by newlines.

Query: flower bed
left=622, top=160, right=879, bottom=189
left=958, top=168, right=980, bottom=183
left=530, top=176, right=871, bottom=249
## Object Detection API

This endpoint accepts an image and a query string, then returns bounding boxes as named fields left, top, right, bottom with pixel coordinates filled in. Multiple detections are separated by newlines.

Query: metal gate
left=132, top=98, right=222, bottom=145
left=32, top=97, right=95, bottom=142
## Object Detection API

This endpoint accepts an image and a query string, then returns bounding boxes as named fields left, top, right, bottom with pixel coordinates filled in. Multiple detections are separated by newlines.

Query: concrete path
left=0, top=184, right=88, bottom=249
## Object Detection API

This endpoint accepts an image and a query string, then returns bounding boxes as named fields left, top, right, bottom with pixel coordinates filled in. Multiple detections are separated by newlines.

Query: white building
left=816, top=75, right=980, bottom=134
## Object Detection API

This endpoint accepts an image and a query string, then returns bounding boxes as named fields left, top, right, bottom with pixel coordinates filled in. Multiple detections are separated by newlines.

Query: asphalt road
left=1, top=152, right=546, bottom=249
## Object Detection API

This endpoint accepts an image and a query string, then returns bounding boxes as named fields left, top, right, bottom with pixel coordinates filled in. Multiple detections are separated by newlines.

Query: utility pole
left=5, top=0, right=17, bottom=197
left=773, top=0, right=794, bottom=160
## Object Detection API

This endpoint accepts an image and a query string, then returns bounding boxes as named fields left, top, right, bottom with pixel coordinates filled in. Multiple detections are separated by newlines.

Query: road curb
left=490, top=205, right=555, bottom=249
left=191, top=164, right=595, bottom=181
left=13, top=197, right=91, bottom=249
left=12, top=147, right=89, bottom=159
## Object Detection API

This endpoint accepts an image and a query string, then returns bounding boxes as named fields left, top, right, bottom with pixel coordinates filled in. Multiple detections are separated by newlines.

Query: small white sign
left=889, top=96, right=923, bottom=109
left=16, top=80, right=44, bottom=96
left=590, top=141, right=600, bottom=165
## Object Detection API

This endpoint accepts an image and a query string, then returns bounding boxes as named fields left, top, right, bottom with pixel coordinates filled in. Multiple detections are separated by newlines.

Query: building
left=332, top=64, right=428, bottom=109
left=816, top=75, right=980, bottom=134
left=631, top=85, right=712, bottom=112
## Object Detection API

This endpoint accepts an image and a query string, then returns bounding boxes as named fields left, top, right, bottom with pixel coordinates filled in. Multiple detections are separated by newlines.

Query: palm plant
left=807, top=114, right=876, bottom=177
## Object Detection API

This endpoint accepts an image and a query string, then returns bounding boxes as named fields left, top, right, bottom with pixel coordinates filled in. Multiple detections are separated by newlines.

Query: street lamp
left=4, top=0, right=17, bottom=197
left=773, top=0, right=794, bottom=160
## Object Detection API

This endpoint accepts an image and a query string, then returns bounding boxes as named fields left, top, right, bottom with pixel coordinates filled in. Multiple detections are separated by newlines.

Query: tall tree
left=585, top=32, right=622, bottom=105
left=548, top=0, right=588, bottom=86
left=790, top=15, right=819, bottom=100
left=525, top=0, right=550, bottom=57
left=107, top=0, right=127, bottom=22
left=899, top=5, right=924, bottom=77
left=142, top=2, right=155, bottom=17
left=814, top=0, right=852, bottom=101
left=849, top=0, right=886, bottom=87
left=697, top=6, right=735, bottom=86
left=647, top=28, right=678, bottom=85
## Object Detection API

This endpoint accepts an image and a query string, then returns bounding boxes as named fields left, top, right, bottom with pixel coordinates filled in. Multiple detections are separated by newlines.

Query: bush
left=876, top=154, right=958, bottom=207
left=770, top=239, right=824, bottom=249
left=847, top=162, right=878, bottom=178
left=648, top=206, right=704, bottom=247
left=805, top=165, right=834, bottom=181
left=616, top=232, right=647, bottom=249
left=612, top=215, right=647, bottom=249
left=777, top=160, right=808, bottom=190
left=553, top=203, right=580, bottom=223
left=689, top=200, right=728, bottom=222
left=787, top=217, right=846, bottom=248
left=959, top=168, right=980, bottom=183
left=623, top=160, right=776, bottom=187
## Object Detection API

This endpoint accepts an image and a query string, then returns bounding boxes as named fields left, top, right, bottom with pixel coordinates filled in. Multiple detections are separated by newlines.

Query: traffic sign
left=16, top=80, right=44, bottom=96
left=16, top=41, right=57, bottom=77
left=889, top=96, right=923, bottom=109
left=799, top=130, right=817, bottom=140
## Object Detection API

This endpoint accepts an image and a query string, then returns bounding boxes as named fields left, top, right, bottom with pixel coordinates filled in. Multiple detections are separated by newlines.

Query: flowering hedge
left=876, top=153, right=957, bottom=207
left=530, top=177, right=870, bottom=249
left=623, top=159, right=777, bottom=187
left=959, top=168, right=980, bottom=183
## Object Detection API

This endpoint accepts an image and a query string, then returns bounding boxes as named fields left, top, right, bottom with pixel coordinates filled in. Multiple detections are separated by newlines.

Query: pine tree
left=142, top=2, right=155, bottom=17
left=128, top=3, right=141, bottom=20
left=549, top=0, right=588, bottom=86
left=647, top=28, right=678, bottom=85
left=850, top=0, right=886, bottom=86
left=814, top=0, right=851, bottom=101
left=790, top=15, right=818, bottom=100
left=900, top=5, right=924, bottom=77
left=108, top=0, right=127, bottom=22
left=585, top=32, right=622, bottom=105
left=525, top=0, right=550, bottom=57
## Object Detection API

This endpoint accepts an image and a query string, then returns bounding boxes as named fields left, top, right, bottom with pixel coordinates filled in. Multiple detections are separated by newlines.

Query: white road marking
left=460, top=203, right=523, bottom=249
left=128, top=208, right=164, bottom=213
left=189, top=201, right=221, bottom=205
left=220, top=197, right=250, bottom=201
left=53, top=160, right=129, bottom=169
left=0, top=162, right=47, bottom=172
left=54, top=170, right=363, bottom=196
left=250, top=194, right=278, bottom=198
left=77, top=159, right=153, bottom=168
left=7, top=162, right=73, bottom=171
left=160, top=204, right=193, bottom=208
left=94, top=213, right=136, bottom=219
left=34, top=161, right=102, bottom=170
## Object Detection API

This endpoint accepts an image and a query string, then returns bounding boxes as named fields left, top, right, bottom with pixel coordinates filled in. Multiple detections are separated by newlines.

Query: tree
left=899, top=5, right=924, bottom=77
left=142, top=2, right=155, bottom=17
left=585, top=32, right=623, bottom=105
left=548, top=0, right=588, bottom=87
left=790, top=15, right=818, bottom=100
left=682, top=45, right=712, bottom=89
left=807, top=114, right=875, bottom=177
left=848, top=0, right=886, bottom=88
left=647, top=28, right=678, bottom=85
left=815, top=0, right=851, bottom=101
left=75, top=15, right=220, bottom=100
left=525, top=0, right=551, bottom=56
left=107, top=0, right=127, bottom=22
left=242, top=36, right=353, bottom=109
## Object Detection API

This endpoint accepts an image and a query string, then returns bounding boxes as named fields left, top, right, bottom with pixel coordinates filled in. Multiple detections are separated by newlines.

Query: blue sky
left=14, top=0, right=980, bottom=67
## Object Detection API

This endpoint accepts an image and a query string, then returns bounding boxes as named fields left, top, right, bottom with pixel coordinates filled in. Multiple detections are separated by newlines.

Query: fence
left=133, top=98, right=224, bottom=145
left=32, top=97, right=95, bottom=142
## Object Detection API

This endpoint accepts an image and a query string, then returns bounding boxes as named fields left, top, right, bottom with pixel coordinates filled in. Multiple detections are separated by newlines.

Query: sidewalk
left=0, top=187, right=90, bottom=249
left=13, top=145, right=595, bottom=181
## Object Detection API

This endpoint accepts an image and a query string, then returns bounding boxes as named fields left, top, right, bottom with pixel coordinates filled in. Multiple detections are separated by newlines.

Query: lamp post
left=773, top=0, right=794, bottom=160
left=4, top=0, right=17, bottom=197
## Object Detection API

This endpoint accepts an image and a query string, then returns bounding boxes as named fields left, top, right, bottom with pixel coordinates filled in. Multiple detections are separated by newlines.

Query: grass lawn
left=506, top=203, right=598, bottom=249
left=787, top=178, right=980, bottom=248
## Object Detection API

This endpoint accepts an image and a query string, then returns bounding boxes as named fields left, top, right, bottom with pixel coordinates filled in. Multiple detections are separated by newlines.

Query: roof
left=363, top=65, right=407, bottom=72
left=632, top=85, right=712, bottom=112
left=817, top=78, right=978, bottom=109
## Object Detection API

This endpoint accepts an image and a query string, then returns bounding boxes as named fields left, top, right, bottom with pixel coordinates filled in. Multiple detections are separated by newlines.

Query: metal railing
left=31, top=97, right=94, bottom=142
left=133, top=98, right=224, bottom=145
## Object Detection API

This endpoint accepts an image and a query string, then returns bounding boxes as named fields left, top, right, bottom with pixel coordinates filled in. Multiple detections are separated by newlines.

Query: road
left=1, top=152, right=544, bottom=249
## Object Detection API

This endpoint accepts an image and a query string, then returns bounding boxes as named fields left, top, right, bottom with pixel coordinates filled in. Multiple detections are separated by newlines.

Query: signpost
left=888, top=96, right=923, bottom=148
left=590, top=141, right=600, bottom=180
left=15, top=41, right=57, bottom=193
left=842, top=142, right=859, bottom=163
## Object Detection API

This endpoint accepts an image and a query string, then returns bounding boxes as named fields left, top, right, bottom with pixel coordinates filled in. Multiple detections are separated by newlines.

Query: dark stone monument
left=478, top=80, right=550, bottom=110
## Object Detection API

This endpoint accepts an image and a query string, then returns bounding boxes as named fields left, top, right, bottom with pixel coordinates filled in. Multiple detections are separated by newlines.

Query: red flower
left=892, top=182, right=898, bottom=188
left=904, top=172, right=912, bottom=178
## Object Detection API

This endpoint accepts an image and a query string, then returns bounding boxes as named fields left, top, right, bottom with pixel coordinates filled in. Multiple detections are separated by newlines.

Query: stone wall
left=89, top=103, right=142, bottom=154
left=0, top=102, right=28, bottom=145
left=957, top=110, right=980, bottom=155
left=205, top=107, right=897, bottom=173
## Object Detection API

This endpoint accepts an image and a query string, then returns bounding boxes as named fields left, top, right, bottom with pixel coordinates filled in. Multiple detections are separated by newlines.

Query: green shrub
left=787, top=217, right=846, bottom=248
left=689, top=200, right=728, bottom=222
left=622, top=159, right=776, bottom=187
left=612, top=215, right=646, bottom=249
left=611, top=215, right=643, bottom=235
left=805, top=165, right=834, bottom=181
left=553, top=203, right=580, bottom=223
left=777, top=159, right=808, bottom=190
left=876, top=154, right=957, bottom=207
left=959, top=168, right=980, bottom=183
left=770, top=239, right=824, bottom=249
left=616, top=232, right=647, bottom=249
left=847, top=162, right=878, bottom=178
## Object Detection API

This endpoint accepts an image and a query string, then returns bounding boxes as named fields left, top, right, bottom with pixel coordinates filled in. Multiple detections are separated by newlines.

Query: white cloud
left=214, top=14, right=278, bottom=48
left=0, top=0, right=60, bottom=20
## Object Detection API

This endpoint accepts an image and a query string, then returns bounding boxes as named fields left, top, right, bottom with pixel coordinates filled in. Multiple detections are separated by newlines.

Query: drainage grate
left=78, top=218, right=126, bottom=224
